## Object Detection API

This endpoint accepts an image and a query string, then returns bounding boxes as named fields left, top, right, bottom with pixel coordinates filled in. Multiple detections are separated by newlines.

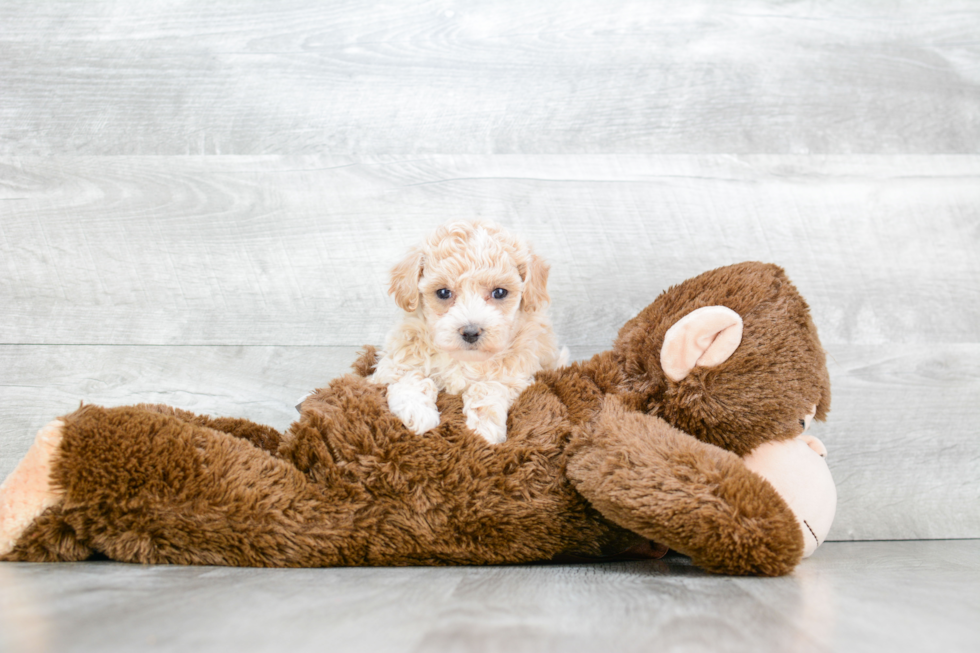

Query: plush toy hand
left=743, top=435, right=837, bottom=558
left=567, top=398, right=807, bottom=576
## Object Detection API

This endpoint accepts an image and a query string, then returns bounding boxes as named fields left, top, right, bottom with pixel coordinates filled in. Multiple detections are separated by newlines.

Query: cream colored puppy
left=370, top=221, right=567, bottom=444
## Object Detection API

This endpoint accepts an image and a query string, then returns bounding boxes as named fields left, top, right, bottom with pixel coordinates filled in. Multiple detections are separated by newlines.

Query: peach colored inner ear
left=661, top=306, right=744, bottom=382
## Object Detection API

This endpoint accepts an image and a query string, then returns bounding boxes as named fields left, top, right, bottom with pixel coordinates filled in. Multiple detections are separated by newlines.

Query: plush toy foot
left=0, top=420, right=66, bottom=556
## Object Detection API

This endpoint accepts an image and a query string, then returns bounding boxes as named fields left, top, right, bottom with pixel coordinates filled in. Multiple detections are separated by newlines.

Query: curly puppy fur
left=371, top=221, right=566, bottom=444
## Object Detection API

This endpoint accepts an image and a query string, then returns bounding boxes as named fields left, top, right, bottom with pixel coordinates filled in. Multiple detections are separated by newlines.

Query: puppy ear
left=520, top=252, right=551, bottom=312
left=389, top=247, right=424, bottom=312
left=660, top=306, right=743, bottom=382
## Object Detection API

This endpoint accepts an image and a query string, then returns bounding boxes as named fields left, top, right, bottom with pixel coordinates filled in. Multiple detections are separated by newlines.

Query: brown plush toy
left=0, top=262, right=833, bottom=576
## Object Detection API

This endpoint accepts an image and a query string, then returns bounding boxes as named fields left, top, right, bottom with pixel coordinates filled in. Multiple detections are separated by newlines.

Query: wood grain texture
left=0, top=344, right=361, bottom=477
left=1, top=342, right=977, bottom=541
left=1, top=541, right=978, bottom=653
left=3, top=155, right=978, bottom=347
left=1, top=0, right=978, bottom=547
left=1, top=0, right=978, bottom=155
left=812, top=344, right=980, bottom=541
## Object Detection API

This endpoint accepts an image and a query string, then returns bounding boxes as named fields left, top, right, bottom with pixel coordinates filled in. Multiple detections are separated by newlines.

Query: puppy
left=370, top=221, right=567, bottom=444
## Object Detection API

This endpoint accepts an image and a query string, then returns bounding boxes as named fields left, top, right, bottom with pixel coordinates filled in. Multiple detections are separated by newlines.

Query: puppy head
left=389, top=221, right=551, bottom=362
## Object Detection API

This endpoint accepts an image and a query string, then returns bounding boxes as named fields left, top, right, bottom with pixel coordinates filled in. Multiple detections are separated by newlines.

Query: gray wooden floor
left=1, top=1, right=979, bottom=651
left=1, top=541, right=978, bottom=653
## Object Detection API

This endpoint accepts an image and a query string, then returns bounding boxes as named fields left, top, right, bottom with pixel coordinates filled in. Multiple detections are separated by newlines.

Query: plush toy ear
left=388, top=247, right=424, bottom=312
left=660, top=306, right=743, bottom=382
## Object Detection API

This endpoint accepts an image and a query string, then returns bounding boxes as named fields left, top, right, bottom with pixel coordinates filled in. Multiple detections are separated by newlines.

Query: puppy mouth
left=446, top=327, right=499, bottom=362
left=447, top=348, right=495, bottom=362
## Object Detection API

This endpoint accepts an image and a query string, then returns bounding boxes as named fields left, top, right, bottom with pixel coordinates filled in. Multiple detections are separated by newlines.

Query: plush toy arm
left=566, top=398, right=804, bottom=576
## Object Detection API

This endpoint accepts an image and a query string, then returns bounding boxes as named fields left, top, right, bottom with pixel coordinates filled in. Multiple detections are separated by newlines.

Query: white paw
left=0, top=420, right=66, bottom=556
left=387, top=382, right=441, bottom=435
left=465, top=407, right=507, bottom=445
left=396, top=402, right=442, bottom=435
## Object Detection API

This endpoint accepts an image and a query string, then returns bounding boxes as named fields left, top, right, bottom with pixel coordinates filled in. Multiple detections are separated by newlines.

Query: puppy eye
left=799, top=419, right=807, bottom=428
left=435, top=288, right=453, bottom=300
left=491, top=288, right=508, bottom=300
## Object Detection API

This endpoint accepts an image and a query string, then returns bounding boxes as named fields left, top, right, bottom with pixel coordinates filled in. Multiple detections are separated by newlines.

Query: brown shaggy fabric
left=566, top=399, right=803, bottom=576
left=614, top=262, right=831, bottom=456
left=2, top=262, right=829, bottom=576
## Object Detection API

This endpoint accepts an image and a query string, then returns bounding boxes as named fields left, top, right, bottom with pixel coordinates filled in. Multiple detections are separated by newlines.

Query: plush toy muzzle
left=744, top=435, right=837, bottom=557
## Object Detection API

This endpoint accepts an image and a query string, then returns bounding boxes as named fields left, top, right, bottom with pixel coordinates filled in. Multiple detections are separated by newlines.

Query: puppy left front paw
left=396, top=401, right=442, bottom=435
left=465, top=406, right=507, bottom=445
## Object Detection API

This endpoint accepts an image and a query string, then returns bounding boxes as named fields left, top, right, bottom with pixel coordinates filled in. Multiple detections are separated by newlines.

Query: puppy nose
left=460, top=325, right=483, bottom=344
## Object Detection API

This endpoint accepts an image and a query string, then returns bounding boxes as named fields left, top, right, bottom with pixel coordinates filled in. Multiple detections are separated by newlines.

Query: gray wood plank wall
left=1, top=1, right=978, bottom=543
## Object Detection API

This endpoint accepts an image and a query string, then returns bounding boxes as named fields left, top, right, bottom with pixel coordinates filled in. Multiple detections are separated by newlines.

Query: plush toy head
left=614, top=262, right=832, bottom=457
left=595, top=262, right=837, bottom=562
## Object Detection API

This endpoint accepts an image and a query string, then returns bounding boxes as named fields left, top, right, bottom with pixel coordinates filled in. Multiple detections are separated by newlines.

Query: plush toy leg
left=0, top=404, right=364, bottom=566
left=0, top=420, right=66, bottom=556
left=135, top=404, right=284, bottom=455
left=566, top=399, right=804, bottom=576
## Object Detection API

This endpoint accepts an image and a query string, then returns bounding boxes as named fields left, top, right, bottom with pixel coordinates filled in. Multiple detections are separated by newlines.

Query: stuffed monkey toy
left=0, top=262, right=835, bottom=575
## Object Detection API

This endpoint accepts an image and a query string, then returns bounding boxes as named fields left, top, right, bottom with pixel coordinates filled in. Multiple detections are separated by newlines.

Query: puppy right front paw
left=386, top=380, right=441, bottom=435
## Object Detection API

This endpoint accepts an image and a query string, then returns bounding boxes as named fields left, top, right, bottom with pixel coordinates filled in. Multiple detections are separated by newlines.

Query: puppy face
left=389, top=222, right=550, bottom=362
left=419, top=257, right=524, bottom=362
